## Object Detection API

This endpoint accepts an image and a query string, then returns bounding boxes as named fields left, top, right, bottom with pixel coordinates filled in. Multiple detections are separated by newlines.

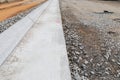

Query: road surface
left=60, top=0, right=120, bottom=80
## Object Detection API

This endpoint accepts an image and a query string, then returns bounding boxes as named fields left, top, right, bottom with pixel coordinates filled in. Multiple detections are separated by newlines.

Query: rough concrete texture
left=0, top=0, right=49, bottom=66
left=0, top=0, right=71, bottom=80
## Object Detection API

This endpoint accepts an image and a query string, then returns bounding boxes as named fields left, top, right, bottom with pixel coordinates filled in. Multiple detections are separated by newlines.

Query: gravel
left=60, top=0, right=120, bottom=80
left=0, top=5, right=39, bottom=33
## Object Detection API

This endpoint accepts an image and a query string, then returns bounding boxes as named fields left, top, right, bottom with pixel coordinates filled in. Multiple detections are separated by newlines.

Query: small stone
left=84, top=60, right=89, bottom=64
left=111, top=59, right=115, bottom=62
left=97, top=63, right=101, bottom=66
left=84, top=73, right=88, bottom=77
left=75, top=51, right=80, bottom=55
left=104, top=53, right=110, bottom=60
left=79, top=46, right=84, bottom=49
left=79, top=57, right=82, bottom=60
left=85, top=55, right=89, bottom=58
left=90, top=58, right=93, bottom=62
left=117, top=62, right=120, bottom=65
left=90, top=71, right=95, bottom=75
left=81, top=76, right=89, bottom=80
left=105, top=62, right=108, bottom=65
left=105, top=71, right=109, bottom=75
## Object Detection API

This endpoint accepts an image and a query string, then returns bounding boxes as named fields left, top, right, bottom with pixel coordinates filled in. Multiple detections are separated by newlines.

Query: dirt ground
left=0, top=0, right=46, bottom=21
left=60, top=0, right=120, bottom=80
left=90, top=0, right=120, bottom=7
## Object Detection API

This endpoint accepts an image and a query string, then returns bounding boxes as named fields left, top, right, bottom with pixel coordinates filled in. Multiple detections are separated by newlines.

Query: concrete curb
left=0, top=0, right=50, bottom=65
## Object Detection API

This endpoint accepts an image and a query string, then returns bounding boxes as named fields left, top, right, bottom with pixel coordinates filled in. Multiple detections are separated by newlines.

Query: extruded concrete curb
left=0, top=0, right=50, bottom=65
left=0, top=0, right=71, bottom=79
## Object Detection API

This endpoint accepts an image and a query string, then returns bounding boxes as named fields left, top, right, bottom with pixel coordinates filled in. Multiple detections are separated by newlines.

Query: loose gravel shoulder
left=60, top=0, right=120, bottom=80
left=0, top=5, right=39, bottom=33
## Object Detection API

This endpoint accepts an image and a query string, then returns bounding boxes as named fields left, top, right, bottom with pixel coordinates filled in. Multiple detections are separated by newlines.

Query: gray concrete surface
left=0, top=0, right=71, bottom=80
left=0, top=0, right=50, bottom=65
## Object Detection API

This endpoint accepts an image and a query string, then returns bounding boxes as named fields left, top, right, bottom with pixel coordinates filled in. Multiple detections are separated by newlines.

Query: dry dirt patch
left=0, top=0, right=46, bottom=21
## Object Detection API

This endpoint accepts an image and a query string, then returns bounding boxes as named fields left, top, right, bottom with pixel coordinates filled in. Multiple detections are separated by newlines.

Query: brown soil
left=0, top=0, right=46, bottom=22
left=0, top=0, right=27, bottom=9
